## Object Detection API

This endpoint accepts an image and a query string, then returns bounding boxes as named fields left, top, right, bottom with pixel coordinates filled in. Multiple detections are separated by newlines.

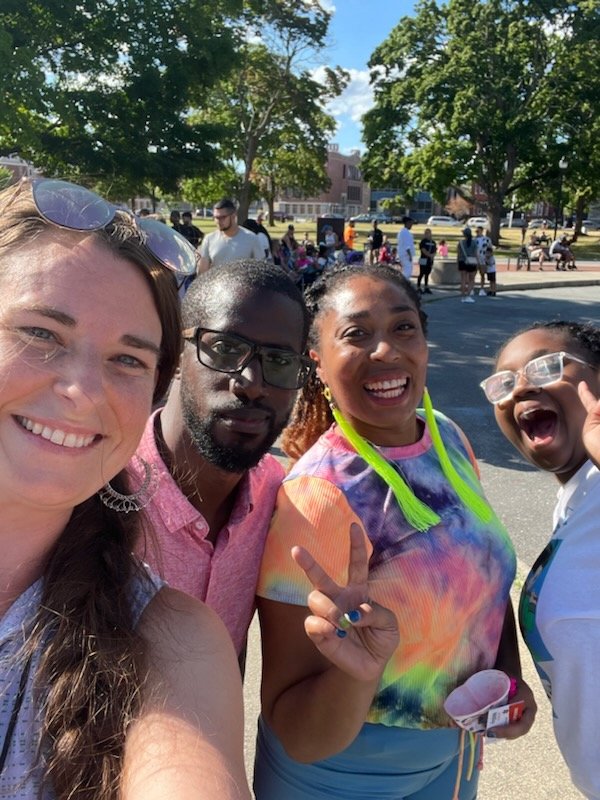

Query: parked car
left=581, top=219, right=600, bottom=234
left=466, top=216, right=490, bottom=229
left=527, top=218, right=548, bottom=229
left=426, top=215, right=461, bottom=227
left=350, top=213, right=374, bottom=223
left=500, top=217, right=527, bottom=228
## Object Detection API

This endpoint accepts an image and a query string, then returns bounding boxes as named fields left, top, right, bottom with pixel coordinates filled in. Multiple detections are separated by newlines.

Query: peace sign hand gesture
left=579, top=381, right=600, bottom=469
left=292, top=523, right=399, bottom=682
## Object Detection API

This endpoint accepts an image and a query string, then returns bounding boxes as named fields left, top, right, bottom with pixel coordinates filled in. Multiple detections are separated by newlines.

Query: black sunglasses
left=182, top=327, right=314, bottom=390
left=29, top=178, right=198, bottom=276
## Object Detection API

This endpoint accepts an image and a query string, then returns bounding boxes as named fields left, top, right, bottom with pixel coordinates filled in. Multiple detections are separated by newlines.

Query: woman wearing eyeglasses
left=253, top=264, right=535, bottom=800
left=0, top=180, right=250, bottom=800
left=482, top=320, right=600, bottom=799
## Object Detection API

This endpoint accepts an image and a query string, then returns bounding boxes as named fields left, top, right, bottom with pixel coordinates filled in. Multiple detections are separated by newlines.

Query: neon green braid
left=422, top=387, right=493, bottom=523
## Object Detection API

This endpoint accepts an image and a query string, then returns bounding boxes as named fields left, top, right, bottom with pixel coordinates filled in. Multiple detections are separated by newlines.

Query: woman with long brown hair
left=0, top=179, right=250, bottom=800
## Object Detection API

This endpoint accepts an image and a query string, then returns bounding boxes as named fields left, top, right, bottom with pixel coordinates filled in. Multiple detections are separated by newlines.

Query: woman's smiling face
left=493, top=328, right=600, bottom=483
left=310, top=274, right=428, bottom=447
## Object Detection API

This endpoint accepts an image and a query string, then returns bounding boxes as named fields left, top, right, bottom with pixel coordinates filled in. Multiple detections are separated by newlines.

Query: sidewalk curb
left=423, top=278, right=600, bottom=302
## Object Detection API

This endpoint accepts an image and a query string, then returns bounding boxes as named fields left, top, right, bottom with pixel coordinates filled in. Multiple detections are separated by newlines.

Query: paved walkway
left=430, top=259, right=600, bottom=296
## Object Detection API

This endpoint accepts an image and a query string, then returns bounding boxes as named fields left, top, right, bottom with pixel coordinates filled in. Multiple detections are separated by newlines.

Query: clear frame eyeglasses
left=480, top=351, right=590, bottom=404
left=182, top=327, right=314, bottom=390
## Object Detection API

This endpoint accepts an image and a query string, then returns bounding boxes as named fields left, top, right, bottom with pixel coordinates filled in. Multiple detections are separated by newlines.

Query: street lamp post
left=553, top=157, right=569, bottom=240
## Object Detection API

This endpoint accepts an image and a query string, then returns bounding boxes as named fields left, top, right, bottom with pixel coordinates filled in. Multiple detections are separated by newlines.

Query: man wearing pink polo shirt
left=130, top=260, right=311, bottom=661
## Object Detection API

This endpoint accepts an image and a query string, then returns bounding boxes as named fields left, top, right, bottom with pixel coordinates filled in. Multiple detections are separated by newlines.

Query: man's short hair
left=402, top=216, right=413, bottom=224
left=182, top=211, right=192, bottom=220
left=214, top=198, right=237, bottom=213
left=182, top=259, right=310, bottom=347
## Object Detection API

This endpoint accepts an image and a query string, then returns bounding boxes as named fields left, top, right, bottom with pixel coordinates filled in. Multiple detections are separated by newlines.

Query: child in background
left=485, top=245, right=497, bottom=296
left=438, top=239, right=449, bottom=257
left=378, top=236, right=393, bottom=264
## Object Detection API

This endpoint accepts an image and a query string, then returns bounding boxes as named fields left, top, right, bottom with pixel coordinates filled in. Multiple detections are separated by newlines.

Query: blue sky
left=317, top=0, right=416, bottom=153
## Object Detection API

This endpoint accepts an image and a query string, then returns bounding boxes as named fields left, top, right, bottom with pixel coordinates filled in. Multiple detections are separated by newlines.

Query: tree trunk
left=487, top=197, right=503, bottom=246
left=267, top=196, right=275, bottom=227
left=238, top=136, right=259, bottom=223
left=571, top=194, right=586, bottom=242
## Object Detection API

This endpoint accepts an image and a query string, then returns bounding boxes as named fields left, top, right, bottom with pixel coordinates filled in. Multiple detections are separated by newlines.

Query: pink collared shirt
left=129, top=410, right=285, bottom=655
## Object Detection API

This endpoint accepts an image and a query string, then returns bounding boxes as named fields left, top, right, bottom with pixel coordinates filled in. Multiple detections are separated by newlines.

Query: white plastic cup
left=443, top=669, right=511, bottom=733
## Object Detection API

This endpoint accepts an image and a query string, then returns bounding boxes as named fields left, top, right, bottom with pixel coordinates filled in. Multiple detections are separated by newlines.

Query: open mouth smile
left=364, top=377, right=408, bottom=399
left=517, top=407, right=558, bottom=446
left=16, top=415, right=98, bottom=448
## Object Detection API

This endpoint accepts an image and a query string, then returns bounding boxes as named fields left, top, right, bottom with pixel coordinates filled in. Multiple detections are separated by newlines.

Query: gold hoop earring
left=322, top=385, right=335, bottom=408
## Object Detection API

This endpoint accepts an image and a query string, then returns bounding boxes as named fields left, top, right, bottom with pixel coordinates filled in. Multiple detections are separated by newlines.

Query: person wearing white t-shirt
left=396, top=216, right=415, bottom=280
left=198, top=198, right=264, bottom=273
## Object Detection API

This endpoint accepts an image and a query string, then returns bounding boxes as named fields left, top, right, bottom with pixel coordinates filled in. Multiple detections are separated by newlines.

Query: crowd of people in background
left=134, top=200, right=587, bottom=307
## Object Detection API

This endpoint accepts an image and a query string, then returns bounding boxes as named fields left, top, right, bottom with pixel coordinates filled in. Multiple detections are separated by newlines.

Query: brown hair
left=281, top=264, right=427, bottom=461
left=0, top=180, right=182, bottom=799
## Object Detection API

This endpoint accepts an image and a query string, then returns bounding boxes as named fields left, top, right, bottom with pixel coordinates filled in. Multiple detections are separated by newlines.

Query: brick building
left=274, top=144, right=369, bottom=220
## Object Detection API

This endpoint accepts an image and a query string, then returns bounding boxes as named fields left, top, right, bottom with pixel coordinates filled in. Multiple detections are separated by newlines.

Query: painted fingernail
left=344, top=609, right=362, bottom=624
left=338, top=615, right=351, bottom=630
left=335, top=627, right=347, bottom=638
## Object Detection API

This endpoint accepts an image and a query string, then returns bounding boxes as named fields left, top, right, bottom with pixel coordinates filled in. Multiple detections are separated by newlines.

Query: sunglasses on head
left=182, top=327, right=314, bottom=390
left=28, top=178, right=198, bottom=277
left=480, top=351, right=590, bottom=404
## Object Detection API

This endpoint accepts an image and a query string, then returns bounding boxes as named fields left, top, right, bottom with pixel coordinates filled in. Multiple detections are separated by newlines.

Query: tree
left=513, top=1, right=600, bottom=236
left=196, top=1, right=347, bottom=221
left=254, top=135, right=332, bottom=226
left=0, top=0, right=242, bottom=199
left=361, top=0, right=565, bottom=243
left=181, top=166, right=244, bottom=212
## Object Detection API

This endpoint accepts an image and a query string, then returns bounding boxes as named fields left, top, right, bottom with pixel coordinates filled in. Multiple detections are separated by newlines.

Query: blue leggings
left=254, top=717, right=479, bottom=800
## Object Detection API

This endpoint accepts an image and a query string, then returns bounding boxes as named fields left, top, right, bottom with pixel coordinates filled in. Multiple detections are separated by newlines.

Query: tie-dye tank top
left=257, top=413, right=516, bottom=729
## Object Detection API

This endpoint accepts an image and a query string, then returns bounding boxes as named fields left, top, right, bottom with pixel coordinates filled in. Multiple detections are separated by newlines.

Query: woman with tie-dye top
left=254, top=265, right=536, bottom=800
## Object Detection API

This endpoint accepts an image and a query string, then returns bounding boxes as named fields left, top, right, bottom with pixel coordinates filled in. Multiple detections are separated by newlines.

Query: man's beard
left=181, top=387, right=286, bottom=473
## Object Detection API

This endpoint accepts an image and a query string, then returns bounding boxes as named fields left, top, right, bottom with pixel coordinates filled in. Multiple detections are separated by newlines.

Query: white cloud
left=312, top=66, right=374, bottom=124
left=311, top=66, right=374, bottom=152
left=316, top=0, right=336, bottom=12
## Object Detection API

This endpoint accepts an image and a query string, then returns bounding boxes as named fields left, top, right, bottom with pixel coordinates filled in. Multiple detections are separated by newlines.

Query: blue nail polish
left=345, top=609, right=361, bottom=624
left=335, top=627, right=347, bottom=638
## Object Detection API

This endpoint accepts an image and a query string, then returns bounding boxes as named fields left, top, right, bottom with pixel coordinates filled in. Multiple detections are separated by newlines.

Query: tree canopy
left=362, top=0, right=600, bottom=241
left=0, top=0, right=344, bottom=210
left=192, top=4, right=347, bottom=221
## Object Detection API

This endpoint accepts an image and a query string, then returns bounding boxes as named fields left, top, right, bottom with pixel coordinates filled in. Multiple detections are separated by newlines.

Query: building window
left=347, top=185, right=362, bottom=202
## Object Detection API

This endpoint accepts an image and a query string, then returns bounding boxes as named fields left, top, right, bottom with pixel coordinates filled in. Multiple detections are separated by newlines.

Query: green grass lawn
left=191, top=217, right=600, bottom=261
